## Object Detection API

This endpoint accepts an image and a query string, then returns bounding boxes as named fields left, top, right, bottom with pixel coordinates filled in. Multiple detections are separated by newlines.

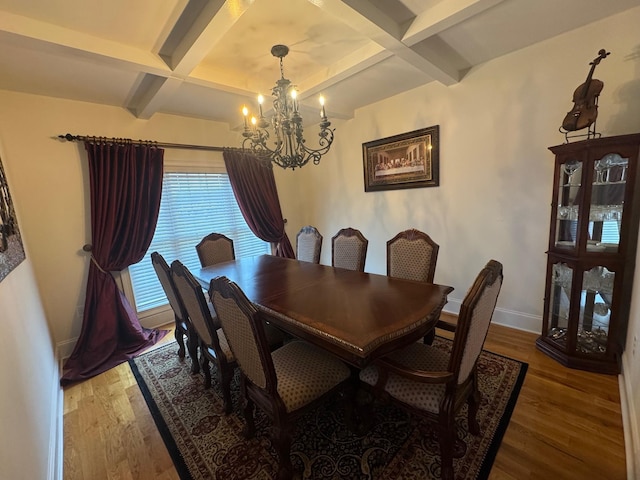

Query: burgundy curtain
left=61, top=141, right=168, bottom=386
left=223, top=149, right=295, bottom=258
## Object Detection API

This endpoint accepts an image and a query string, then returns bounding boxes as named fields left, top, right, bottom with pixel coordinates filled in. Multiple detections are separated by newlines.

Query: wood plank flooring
left=63, top=319, right=626, bottom=479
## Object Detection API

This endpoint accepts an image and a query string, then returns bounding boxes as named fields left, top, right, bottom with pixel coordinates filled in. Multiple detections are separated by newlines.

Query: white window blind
left=128, top=171, right=270, bottom=312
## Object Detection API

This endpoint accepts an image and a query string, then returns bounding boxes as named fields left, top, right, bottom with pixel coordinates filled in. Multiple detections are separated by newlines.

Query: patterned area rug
left=130, top=338, right=527, bottom=480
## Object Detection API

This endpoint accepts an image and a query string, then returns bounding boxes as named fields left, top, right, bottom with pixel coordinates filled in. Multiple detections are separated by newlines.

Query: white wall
left=276, top=7, right=640, bottom=475
left=0, top=6, right=639, bottom=478
left=278, top=6, right=640, bottom=327
left=625, top=247, right=640, bottom=477
left=0, top=93, right=240, bottom=354
left=0, top=139, right=59, bottom=479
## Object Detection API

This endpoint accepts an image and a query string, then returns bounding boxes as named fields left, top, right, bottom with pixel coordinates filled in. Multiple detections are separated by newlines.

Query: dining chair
left=331, top=227, right=368, bottom=272
left=387, top=228, right=439, bottom=283
left=195, top=232, right=235, bottom=268
left=296, top=225, right=323, bottom=263
left=387, top=228, right=442, bottom=343
left=171, top=260, right=237, bottom=413
left=209, top=275, right=351, bottom=480
left=150, top=252, right=199, bottom=374
left=359, top=260, right=503, bottom=480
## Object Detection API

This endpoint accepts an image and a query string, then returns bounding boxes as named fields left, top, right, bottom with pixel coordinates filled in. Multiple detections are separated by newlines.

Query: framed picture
left=362, top=125, right=439, bottom=192
left=0, top=151, right=26, bottom=282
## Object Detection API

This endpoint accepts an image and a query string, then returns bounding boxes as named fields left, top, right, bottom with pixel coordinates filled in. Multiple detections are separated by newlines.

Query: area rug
left=130, top=338, right=527, bottom=480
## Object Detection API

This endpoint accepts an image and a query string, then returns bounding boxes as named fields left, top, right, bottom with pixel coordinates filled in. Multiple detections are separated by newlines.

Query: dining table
left=195, top=254, right=454, bottom=369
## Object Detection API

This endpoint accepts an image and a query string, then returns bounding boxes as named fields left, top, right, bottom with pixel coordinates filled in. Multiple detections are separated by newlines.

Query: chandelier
left=241, top=45, right=335, bottom=170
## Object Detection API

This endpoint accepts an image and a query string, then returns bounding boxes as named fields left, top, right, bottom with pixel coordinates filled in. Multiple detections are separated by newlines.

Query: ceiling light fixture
left=241, top=45, right=335, bottom=170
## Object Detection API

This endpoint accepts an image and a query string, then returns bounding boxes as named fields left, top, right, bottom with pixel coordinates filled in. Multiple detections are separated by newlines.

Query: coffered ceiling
left=0, top=0, right=636, bottom=130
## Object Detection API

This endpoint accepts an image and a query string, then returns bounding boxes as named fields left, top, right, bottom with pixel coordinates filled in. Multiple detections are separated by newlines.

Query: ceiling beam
left=0, top=11, right=169, bottom=75
left=127, top=0, right=253, bottom=119
left=127, top=75, right=184, bottom=119
left=297, top=43, right=391, bottom=98
left=315, top=0, right=460, bottom=85
left=402, top=0, right=506, bottom=46
left=159, top=0, right=252, bottom=75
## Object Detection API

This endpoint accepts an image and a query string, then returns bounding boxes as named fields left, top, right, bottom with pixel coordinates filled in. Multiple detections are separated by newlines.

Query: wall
left=278, top=6, right=640, bottom=327
left=276, top=7, right=640, bottom=475
left=625, top=252, right=640, bottom=477
left=0, top=6, right=638, bottom=477
left=0, top=140, right=59, bottom=479
left=0, top=93, right=240, bottom=355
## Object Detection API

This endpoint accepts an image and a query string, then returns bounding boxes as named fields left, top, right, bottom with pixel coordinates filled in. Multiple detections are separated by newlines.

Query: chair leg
left=439, top=413, right=456, bottom=480
left=273, top=422, right=294, bottom=480
left=242, top=396, right=256, bottom=439
left=468, top=381, right=481, bottom=435
left=201, top=354, right=212, bottom=389
left=174, top=324, right=186, bottom=358
left=219, top=366, right=233, bottom=414
left=187, top=329, right=200, bottom=374
left=423, top=329, right=436, bottom=345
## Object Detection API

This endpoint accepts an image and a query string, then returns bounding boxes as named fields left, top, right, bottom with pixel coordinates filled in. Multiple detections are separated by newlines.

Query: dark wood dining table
left=196, top=255, right=453, bottom=368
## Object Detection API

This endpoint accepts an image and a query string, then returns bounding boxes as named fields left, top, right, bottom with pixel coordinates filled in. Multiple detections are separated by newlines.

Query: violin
left=562, top=49, right=610, bottom=132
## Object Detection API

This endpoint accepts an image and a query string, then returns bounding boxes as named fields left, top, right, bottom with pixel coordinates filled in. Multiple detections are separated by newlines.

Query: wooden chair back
left=196, top=232, right=235, bottom=268
left=296, top=225, right=323, bottom=263
left=171, top=260, right=220, bottom=351
left=331, top=227, right=368, bottom=272
left=209, top=276, right=277, bottom=393
left=387, top=229, right=439, bottom=283
left=449, top=259, right=503, bottom=384
left=151, top=252, right=186, bottom=324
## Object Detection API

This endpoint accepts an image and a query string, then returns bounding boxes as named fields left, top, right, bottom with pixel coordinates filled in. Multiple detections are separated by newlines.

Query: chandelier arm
left=240, top=45, right=335, bottom=170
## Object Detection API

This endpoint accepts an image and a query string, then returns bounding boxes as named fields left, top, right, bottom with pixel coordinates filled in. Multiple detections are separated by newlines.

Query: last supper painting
left=0, top=152, right=25, bottom=282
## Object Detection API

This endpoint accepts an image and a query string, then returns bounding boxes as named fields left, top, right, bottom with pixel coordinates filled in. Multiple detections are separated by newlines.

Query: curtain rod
left=58, top=133, right=229, bottom=152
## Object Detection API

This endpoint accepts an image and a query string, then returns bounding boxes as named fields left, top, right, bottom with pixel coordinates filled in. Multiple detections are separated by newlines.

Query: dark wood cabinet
left=536, top=133, right=640, bottom=374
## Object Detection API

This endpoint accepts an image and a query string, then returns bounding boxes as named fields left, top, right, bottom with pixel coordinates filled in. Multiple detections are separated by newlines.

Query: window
left=128, top=171, right=270, bottom=312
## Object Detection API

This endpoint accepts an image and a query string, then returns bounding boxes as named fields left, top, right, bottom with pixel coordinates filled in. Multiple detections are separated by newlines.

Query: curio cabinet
left=536, top=133, right=640, bottom=374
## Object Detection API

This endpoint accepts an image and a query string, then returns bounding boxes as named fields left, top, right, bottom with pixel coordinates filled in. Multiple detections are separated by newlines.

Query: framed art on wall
left=0, top=152, right=26, bottom=282
left=362, top=125, right=439, bottom=192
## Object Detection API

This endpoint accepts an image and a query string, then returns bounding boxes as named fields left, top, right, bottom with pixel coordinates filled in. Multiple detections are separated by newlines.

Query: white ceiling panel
left=0, top=0, right=636, bottom=127
left=0, top=40, right=140, bottom=105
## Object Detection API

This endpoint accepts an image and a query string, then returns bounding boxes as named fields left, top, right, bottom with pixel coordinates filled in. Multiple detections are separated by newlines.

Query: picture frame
left=362, top=125, right=439, bottom=192
left=0, top=151, right=26, bottom=282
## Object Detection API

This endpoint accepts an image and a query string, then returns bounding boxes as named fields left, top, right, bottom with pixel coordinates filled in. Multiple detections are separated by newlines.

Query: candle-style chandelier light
left=241, top=45, right=335, bottom=170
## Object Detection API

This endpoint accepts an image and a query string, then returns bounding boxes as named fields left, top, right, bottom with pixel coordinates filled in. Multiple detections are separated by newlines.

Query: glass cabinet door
left=555, top=159, right=582, bottom=249
left=578, top=265, right=614, bottom=355
left=586, top=153, right=627, bottom=253
left=547, top=262, right=573, bottom=349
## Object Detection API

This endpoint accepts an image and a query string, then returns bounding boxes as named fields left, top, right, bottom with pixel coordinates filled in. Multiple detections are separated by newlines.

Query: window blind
left=128, top=172, right=270, bottom=312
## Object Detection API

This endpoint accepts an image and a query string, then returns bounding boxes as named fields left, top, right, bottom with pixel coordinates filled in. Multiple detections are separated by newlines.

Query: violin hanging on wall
left=561, top=49, right=610, bottom=132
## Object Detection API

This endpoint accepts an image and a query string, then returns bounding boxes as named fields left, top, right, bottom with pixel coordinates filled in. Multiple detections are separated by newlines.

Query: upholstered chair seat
left=201, top=329, right=234, bottom=364
left=360, top=341, right=449, bottom=413
left=360, top=260, right=503, bottom=480
left=172, top=260, right=284, bottom=414
left=272, top=340, right=350, bottom=412
left=209, top=276, right=350, bottom=480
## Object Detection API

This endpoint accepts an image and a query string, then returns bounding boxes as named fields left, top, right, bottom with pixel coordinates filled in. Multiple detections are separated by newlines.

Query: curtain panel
left=61, top=142, right=167, bottom=386
left=223, top=149, right=295, bottom=258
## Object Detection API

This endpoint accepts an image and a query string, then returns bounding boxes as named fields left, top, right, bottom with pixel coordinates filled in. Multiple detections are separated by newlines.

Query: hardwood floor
left=63, top=320, right=626, bottom=479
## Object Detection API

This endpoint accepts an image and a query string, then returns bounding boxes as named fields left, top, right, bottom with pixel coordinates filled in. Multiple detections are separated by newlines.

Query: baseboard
left=443, top=300, right=542, bottom=334
left=620, top=352, right=638, bottom=480
left=57, top=337, right=77, bottom=363
left=49, top=346, right=64, bottom=480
